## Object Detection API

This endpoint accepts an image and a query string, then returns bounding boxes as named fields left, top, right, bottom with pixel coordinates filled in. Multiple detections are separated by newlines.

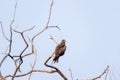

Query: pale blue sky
left=0, top=0, right=120, bottom=80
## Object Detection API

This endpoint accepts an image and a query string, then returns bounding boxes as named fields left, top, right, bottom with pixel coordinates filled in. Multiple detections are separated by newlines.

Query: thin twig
left=23, top=26, right=35, bottom=33
left=48, top=26, right=61, bottom=30
left=105, top=69, right=109, bottom=80
left=28, top=49, right=37, bottom=80
left=0, top=46, right=9, bottom=67
left=0, top=21, right=10, bottom=41
left=69, top=69, right=73, bottom=80
left=50, top=35, right=59, bottom=45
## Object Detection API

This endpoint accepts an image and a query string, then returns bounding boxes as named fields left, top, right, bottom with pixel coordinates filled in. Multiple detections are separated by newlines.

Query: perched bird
left=53, top=39, right=66, bottom=63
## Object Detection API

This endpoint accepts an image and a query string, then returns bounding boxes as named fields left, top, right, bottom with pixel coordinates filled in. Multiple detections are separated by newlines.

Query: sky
left=0, top=0, right=120, bottom=80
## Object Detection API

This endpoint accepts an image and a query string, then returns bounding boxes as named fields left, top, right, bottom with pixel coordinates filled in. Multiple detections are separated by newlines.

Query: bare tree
left=0, top=0, right=110, bottom=80
left=0, top=0, right=67, bottom=80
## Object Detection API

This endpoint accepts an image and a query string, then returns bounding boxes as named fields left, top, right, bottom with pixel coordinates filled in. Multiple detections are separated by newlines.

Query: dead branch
left=13, top=26, right=35, bottom=56
left=14, top=34, right=35, bottom=64
left=11, top=61, right=22, bottom=80
left=13, top=25, right=35, bottom=56
left=89, top=65, right=109, bottom=80
left=105, top=69, right=109, bottom=80
left=50, top=35, right=59, bottom=45
left=48, top=26, right=61, bottom=30
left=44, top=51, right=67, bottom=80
left=0, top=0, right=17, bottom=67
left=0, top=46, right=9, bottom=67
left=69, top=69, right=73, bottom=80
left=31, top=0, right=54, bottom=42
left=11, top=26, right=35, bottom=80
left=4, top=69, right=56, bottom=79
left=1, top=0, right=68, bottom=80
left=0, top=21, right=10, bottom=41
left=43, top=36, right=67, bottom=80
left=8, top=0, right=18, bottom=60
left=28, top=49, right=37, bottom=80
left=0, top=73, right=6, bottom=80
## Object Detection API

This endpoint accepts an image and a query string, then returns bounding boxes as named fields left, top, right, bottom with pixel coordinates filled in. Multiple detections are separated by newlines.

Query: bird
left=53, top=39, right=66, bottom=63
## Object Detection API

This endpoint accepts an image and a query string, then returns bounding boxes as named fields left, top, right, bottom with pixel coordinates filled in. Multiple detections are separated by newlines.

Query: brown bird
left=53, top=39, right=66, bottom=63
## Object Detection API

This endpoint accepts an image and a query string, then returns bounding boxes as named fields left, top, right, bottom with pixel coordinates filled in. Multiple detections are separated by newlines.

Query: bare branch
left=44, top=36, right=67, bottom=80
left=11, top=61, right=22, bottom=80
left=0, top=21, right=10, bottom=41
left=104, top=69, right=109, bottom=80
left=8, top=0, right=18, bottom=59
left=23, top=26, right=35, bottom=33
left=32, top=0, right=54, bottom=42
left=50, top=35, right=59, bottom=45
left=0, top=46, right=9, bottom=67
left=13, top=26, right=35, bottom=56
left=44, top=52, right=68, bottom=80
left=89, top=66, right=109, bottom=80
left=48, top=26, right=61, bottom=30
left=14, top=37, right=35, bottom=64
left=11, top=26, right=35, bottom=80
left=69, top=69, right=73, bottom=80
left=0, top=73, right=4, bottom=79
left=0, top=15, right=16, bottom=65
left=13, top=0, right=17, bottom=21
left=1, top=0, right=69, bottom=80
left=0, top=0, right=18, bottom=67
left=45, top=0, right=54, bottom=28
left=28, top=49, right=37, bottom=80
left=4, top=69, right=56, bottom=79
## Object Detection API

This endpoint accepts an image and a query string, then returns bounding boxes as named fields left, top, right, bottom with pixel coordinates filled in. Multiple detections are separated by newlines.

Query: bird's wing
left=55, top=44, right=66, bottom=56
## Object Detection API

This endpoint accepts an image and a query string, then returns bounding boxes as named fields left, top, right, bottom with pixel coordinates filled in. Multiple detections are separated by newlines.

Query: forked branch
left=32, top=0, right=55, bottom=42
left=44, top=37, right=67, bottom=80
left=11, top=26, right=35, bottom=80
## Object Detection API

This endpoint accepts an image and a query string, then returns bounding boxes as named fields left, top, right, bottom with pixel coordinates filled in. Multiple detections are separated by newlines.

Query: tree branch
left=4, top=69, right=56, bottom=79
left=69, top=69, right=73, bottom=80
left=28, top=49, right=37, bottom=80
left=32, top=0, right=54, bottom=42
left=0, top=21, right=10, bottom=41
left=89, top=66, right=109, bottom=80
left=11, top=26, right=35, bottom=80
left=50, top=35, right=59, bottom=45
left=44, top=51, right=67, bottom=80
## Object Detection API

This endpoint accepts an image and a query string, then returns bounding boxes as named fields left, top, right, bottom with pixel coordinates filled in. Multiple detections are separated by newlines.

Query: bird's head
left=61, top=39, right=66, bottom=43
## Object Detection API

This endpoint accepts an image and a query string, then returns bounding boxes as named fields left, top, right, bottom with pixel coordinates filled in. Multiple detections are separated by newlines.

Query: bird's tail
left=52, top=56, right=59, bottom=63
